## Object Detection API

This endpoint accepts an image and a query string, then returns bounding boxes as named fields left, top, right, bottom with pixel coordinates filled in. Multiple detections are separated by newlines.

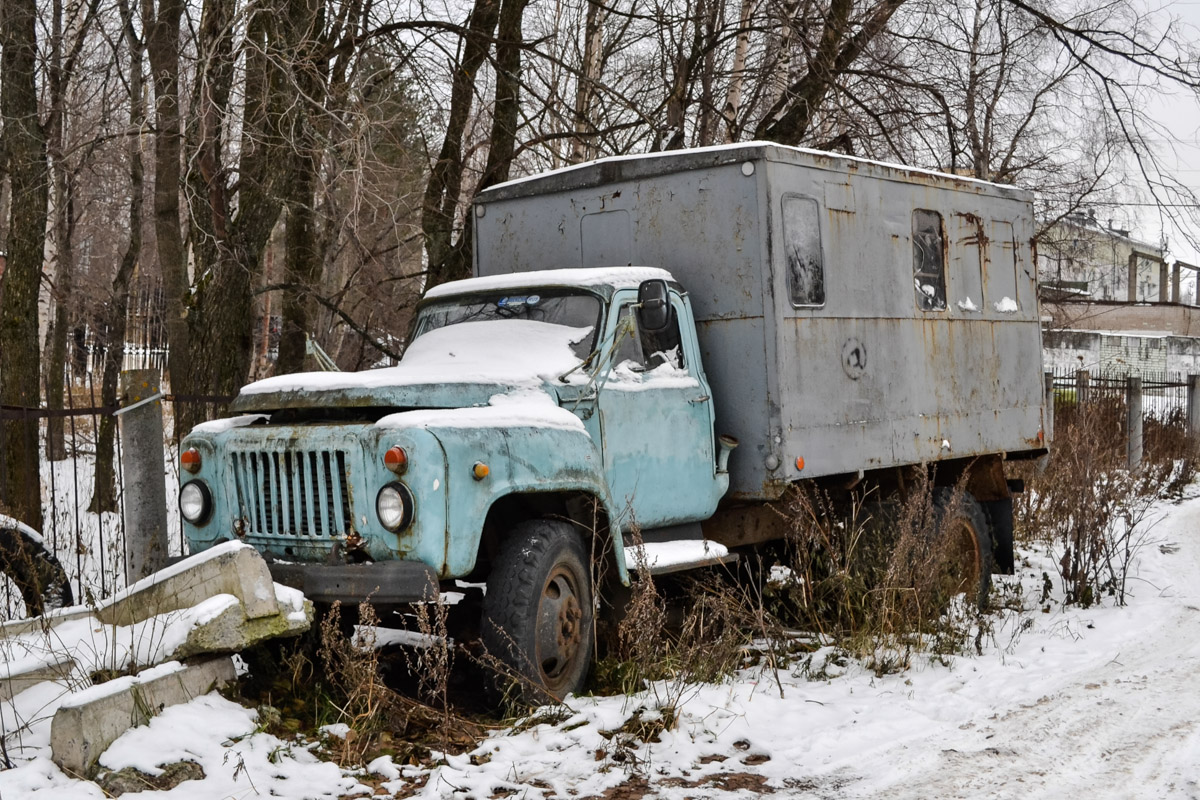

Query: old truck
left=178, top=143, right=1047, bottom=698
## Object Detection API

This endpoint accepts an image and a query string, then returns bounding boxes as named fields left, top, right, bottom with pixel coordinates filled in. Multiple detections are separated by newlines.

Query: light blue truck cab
left=179, top=267, right=736, bottom=697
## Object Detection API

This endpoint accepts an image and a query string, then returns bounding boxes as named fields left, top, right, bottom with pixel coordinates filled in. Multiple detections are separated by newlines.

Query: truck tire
left=933, top=489, right=992, bottom=611
left=483, top=520, right=594, bottom=703
left=0, top=517, right=73, bottom=618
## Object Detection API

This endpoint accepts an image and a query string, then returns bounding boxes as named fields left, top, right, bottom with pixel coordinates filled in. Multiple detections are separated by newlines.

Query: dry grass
left=1014, top=396, right=1190, bottom=606
left=769, top=475, right=987, bottom=670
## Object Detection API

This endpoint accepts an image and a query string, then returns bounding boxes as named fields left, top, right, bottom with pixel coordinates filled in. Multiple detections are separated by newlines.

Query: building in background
left=1040, top=209, right=1200, bottom=377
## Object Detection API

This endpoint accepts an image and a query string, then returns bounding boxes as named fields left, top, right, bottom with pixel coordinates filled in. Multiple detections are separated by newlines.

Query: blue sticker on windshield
left=499, top=295, right=539, bottom=308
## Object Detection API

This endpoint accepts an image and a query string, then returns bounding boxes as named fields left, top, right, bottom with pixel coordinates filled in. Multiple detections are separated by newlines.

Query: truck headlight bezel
left=376, top=482, right=415, bottom=532
left=179, top=480, right=213, bottom=526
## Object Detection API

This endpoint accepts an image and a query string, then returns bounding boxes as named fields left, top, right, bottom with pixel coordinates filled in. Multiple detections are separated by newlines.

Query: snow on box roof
left=423, top=266, right=676, bottom=300
left=481, top=140, right=1032, bottom=200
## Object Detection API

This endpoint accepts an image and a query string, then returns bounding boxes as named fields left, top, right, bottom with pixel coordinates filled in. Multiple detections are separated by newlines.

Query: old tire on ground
left=0, top=516, right=73, bottom=617
left=932, top=489, right=992, bottom=610
left=483, top=520, right=594, bottom=704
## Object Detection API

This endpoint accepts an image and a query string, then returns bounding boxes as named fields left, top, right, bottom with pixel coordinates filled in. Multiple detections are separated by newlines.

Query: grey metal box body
left=473, top=144, right=1046, bottom=500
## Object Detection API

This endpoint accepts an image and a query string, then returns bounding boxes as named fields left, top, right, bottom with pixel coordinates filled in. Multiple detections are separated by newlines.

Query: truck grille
left=231, top=450, right=354, bottom=538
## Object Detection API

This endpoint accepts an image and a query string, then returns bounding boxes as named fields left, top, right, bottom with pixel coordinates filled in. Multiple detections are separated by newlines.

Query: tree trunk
left=93, top=0, right=144, bottom=513
left=421, top=0, right=501, bottom=289
left=185, top=0, right=263, bottom=407
left=570, top=0, right=606, bottom=164
left=143, top=0, right=189, bottom=408
left=479, top=0, right=530, bottom=189
left=722, top=0, right=754, bottom=142
left=45, top=0, right=68, bottom=461
left=0, top=0, right=49, bottom=531
left=275, top=0, right=327, bottom=373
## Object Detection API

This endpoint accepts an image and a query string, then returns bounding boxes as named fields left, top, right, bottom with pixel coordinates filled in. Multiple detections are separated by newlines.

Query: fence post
left=1075, top=369, right=1091, bottom=405
left=118, top=369, right=169, bottom=582
left=1044, top=372, right=1055, bottom=444
left=1188, top=374, right=1200, bottom=456
left=1126, top=375, right=1143, bottom=470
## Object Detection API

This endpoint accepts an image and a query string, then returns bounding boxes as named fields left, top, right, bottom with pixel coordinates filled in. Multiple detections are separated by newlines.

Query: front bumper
left=267, top=559, right=440, bottom=604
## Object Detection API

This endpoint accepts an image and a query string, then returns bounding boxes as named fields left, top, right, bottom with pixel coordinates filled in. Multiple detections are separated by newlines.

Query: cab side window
left=614, top=303, right=684, bottom=371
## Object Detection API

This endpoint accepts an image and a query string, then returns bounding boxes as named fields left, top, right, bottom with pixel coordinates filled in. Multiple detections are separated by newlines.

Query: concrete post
left=1187, top=374, right=1200, bottom=455
left=1075, top=369, right=1091, bottom=405
left=118, top=370, right=169, bottom=581
left=1044, top=372, right=1055, bottom=444
left=1126, top=376, right=1143, bottom=470
left=1159, top=260, right=1169, bottom=303
left=1128, top=252, right=1138, bottom=302
left=1173, top=262, right=1182, bottom=304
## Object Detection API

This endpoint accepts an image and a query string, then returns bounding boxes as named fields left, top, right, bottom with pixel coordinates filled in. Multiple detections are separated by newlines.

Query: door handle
left=689, top=395, right=710, bottom=404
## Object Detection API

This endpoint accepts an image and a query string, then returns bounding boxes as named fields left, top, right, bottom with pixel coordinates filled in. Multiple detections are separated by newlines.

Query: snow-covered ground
left=5, top=488, right=1200, bottom=798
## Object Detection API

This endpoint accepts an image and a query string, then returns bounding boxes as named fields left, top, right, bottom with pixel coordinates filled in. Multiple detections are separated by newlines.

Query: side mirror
left=637, top=279, right=671, bottom=333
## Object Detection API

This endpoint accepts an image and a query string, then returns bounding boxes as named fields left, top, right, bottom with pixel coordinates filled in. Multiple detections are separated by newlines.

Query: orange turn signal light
left=181, top=448, right=202, bottom=474
left=795, top=456, right=805, bottom=472
left=472, top=462, right=490, bottom=480
left=384, top=446, right=408, bottom=474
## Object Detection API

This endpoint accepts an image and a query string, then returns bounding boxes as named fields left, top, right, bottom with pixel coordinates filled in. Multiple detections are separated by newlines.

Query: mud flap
left=981, top=497, right=1015, bottom=575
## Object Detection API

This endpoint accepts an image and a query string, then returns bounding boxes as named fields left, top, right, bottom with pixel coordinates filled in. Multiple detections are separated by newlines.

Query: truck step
left=624, top=539, right=737, bottom=576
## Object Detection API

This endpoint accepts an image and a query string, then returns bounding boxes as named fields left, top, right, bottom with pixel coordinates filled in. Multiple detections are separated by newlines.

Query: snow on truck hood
left=231, top=319, right=590, bottom=413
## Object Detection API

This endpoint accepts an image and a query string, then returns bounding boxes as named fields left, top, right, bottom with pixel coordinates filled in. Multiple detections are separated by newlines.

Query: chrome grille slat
left=230, top=449, right=353, bottom=539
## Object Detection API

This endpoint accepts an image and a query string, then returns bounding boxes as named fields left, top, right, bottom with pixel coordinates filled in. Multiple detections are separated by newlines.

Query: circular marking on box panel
left=842, top=338, right=867, bottom=380
left=741, top=162, right=755, bottom=177
left=475, top=204, right=486, bottom=217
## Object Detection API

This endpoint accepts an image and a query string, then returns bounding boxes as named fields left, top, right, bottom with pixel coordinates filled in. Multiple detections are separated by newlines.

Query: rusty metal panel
left=473, top=144, right=1045, bottom=497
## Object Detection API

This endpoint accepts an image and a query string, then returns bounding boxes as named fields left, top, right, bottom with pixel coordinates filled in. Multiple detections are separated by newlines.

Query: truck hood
left=230, top=319, right=591, bottom=413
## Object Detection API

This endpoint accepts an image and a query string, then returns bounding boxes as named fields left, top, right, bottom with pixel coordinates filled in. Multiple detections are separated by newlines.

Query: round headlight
left=180, top=480, right=212, bottom=525
left=376, top=482, right=414, bottom=531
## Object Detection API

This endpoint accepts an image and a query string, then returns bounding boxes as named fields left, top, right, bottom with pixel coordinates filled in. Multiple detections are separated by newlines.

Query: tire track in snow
left=837, top=497, right=1200, bottom=800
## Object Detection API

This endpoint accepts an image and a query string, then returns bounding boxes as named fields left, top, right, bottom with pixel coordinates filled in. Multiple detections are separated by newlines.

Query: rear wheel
left=933, top=489, right=992, bottom=610
left=0, top=516, right=73, bottom=618
left=483, top=520, right=594, bottom=704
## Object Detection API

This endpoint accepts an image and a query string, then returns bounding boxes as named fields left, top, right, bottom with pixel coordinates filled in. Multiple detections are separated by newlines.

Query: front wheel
left=482, top=520, right=594, bottom=704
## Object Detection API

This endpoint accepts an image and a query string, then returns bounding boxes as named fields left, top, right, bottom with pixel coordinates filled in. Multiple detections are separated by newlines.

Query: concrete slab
left=173, top=594, right=311, bottom=659
left=0, top=653, right=75, bottom=702
left=0, top=542, right=281, bottom=640
left=50, top=656, right=237, bottom=777
left=97, top=542, right=281, bottom=626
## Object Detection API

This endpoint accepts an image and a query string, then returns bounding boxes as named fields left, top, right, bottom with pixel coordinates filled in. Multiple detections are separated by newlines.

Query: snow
left=625, top=539, right=729, bottom=570
left=422, top=266, right=676, bottom=299
left=957, top=296, right=979, bottom=312
left=57, top=660, right=187, bottom=711
left=383, top=488, right=1200, bottom=799
left=994, top=296, right=1020, bottom=312
left=0, top=513, right=46, bottom=546
left=238, top=319, right=590, bottom=396
left=374, top=389, right=585, bottom=432
left=9, top=484, right=1200, bottom=797
left=188, top=413, right=268, bottom=434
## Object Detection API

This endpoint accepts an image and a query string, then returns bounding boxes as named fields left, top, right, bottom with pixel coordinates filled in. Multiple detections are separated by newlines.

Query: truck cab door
left=596, top=290, right=722, bottom=528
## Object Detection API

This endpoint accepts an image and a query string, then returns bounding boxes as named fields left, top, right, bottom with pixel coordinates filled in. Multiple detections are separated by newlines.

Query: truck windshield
left=414, top=290, right=603, bottom=358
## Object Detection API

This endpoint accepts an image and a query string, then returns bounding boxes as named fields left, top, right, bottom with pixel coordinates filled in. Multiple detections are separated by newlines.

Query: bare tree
left=0, top=0, right=50, bottom=531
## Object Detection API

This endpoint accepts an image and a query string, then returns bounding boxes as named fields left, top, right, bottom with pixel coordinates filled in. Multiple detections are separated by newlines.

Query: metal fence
left=0, top=379, right=226, bottom=618
left=1048, top=367, right=1192, bottom=418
